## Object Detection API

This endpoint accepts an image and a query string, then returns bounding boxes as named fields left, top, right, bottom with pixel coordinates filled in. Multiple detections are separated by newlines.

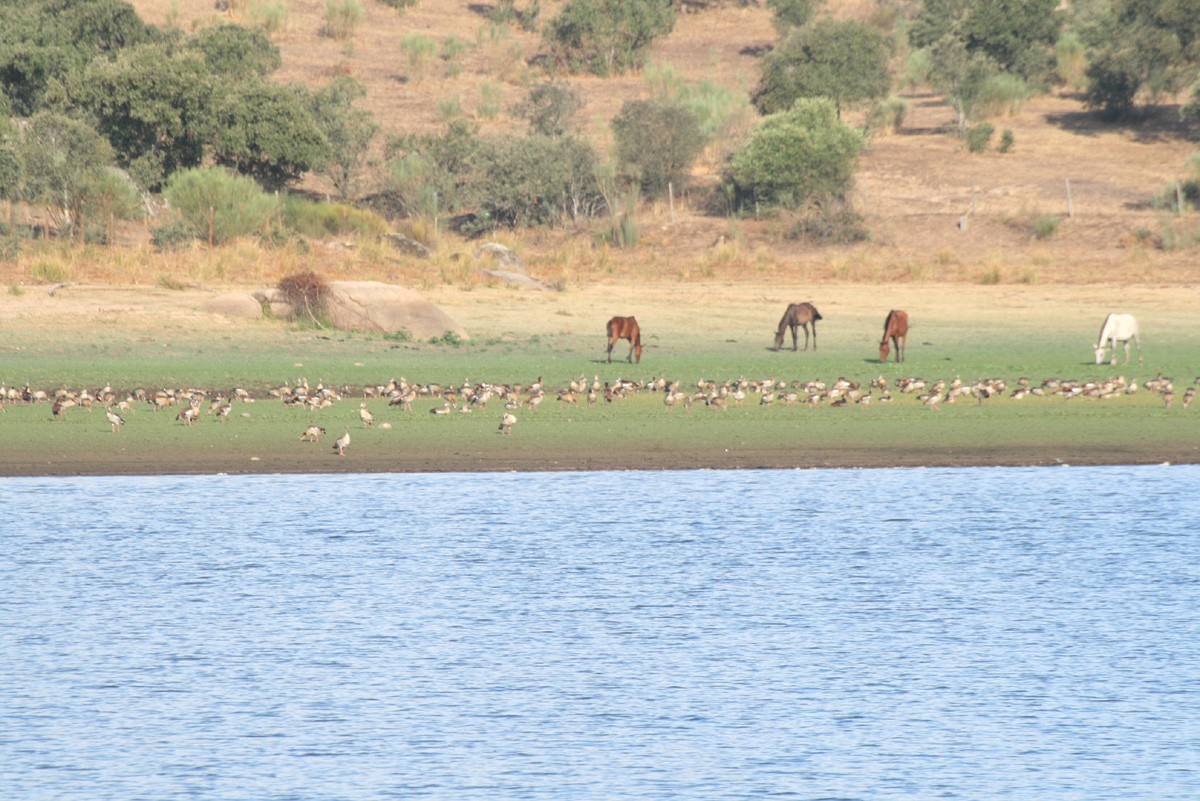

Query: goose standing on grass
left=300, top=425, right=325, bottom=442
left=333, top=427, right=351, bottom=456
left=106, top=406, right=124, bottom=433
left=359, top=402, right=375, bottom=428
left=499, top=412, right=517, bottom=436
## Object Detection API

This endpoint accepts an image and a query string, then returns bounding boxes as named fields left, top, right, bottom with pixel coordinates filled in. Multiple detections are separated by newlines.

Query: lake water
left=3, top=466, right=1199, bottom=801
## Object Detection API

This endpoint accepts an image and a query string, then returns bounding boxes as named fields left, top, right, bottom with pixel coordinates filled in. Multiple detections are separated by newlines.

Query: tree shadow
left=1044, top=102, right=1197, bottom=144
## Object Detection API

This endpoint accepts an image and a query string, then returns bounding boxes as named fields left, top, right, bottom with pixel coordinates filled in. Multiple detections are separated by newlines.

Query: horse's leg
left=1135, top=333, right=1143, bottom=363
left=791, top=324, right=798, bottom=351
left=606, top=335, right=614, bottom=363
left=812, top=320, right=817, bottom=351
left=627, top=339, right=635, bottom=363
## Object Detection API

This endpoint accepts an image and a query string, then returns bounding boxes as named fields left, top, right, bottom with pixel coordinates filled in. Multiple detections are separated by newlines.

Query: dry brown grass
left=41, top=0, right=1195, bottom=288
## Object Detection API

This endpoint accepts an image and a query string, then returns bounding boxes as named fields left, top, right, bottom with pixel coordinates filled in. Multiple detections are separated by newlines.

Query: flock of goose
left=2, top=369, right=1195, bottom=456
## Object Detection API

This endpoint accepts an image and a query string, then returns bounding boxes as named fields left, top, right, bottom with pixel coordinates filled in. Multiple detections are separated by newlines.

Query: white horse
left=1094, top=313, right=1142, bottom=365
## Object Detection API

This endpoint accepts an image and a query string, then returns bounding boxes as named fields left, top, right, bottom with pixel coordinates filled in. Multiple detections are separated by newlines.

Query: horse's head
left=1094, top=345, right=1106, bottom=365
left=634, top=343, right=643, bottom=363
left=772, top=331, right=785, bottom=351
left=879, top=341, right=890, bottom=362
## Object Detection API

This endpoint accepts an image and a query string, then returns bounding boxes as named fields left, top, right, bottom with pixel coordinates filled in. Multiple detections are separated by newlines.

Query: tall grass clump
left=1055, top=31, right=1087, bottom=92
left=974, top=74, right=1032, bottom=118
left=866, top=96, right=908, bottom=136
left=400, top=34, right=437, bottom=83
left=283, top=197, right=389, bottom=238
left=323, top=0, right=363, bottom=41
left=1033, top=214, right=1060, bottom=239
left=441, top=36, right=468, bottom=77
left=162, top=167, right=281, bottom=246
left=250, top=2, right=289, bottom=34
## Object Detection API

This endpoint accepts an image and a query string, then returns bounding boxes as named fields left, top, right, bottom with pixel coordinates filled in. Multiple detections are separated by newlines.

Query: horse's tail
left=606, top=317, right=615, bottom=338
left=811, top=307, right=823, bottom=322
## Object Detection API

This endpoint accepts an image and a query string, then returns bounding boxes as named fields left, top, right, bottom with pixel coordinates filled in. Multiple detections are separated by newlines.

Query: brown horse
left=879, top=309, right=909, bottom=363
left=606, top=315, right=643, bottom=363
left=773, top=302, right=822, bottom=351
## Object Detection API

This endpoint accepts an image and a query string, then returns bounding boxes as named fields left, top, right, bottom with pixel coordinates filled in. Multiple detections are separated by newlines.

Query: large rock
left=326, top=281, right=467, bottom=339
left=203, top=292, right=264, bottom=320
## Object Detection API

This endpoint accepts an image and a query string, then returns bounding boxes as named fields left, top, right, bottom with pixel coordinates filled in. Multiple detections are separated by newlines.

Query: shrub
left=998, top=129, right=1015, bottom=153
left=965, top=122, right=994, bottom=152
left=162, top=167, right=281, bottom=245
left=400, top=34, right=437, bottom=83
left=323, top=0, right=363, bottom=41
left=866, top=96, right=909, bottom=136
left=278, top=270, right=330, bottom=324
left=1033, top=214, right=1059, bottom=239
left=512, top=81, right=583, bottom=136
left=150, top=218, right=198, bottom=251
left=787, top=204, right=870, bottom=244
left=729, top=98, right=866, bottom=210
left=441, top=36, right=468, bottom=78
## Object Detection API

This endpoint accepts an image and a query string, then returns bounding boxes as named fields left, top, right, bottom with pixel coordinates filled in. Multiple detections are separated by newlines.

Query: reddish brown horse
left=879, top=309, right=909, bottom=363
left=773, top=302, right=822, bottom=351
left=606, top=316, right=643, bottom=363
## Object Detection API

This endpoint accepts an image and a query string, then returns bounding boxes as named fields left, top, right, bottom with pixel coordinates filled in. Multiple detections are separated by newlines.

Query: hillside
left=122, top=0, right=1200, bottom=284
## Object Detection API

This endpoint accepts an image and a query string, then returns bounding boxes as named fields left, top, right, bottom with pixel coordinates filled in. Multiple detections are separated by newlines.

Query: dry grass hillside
left=109, top=0, right=1200, bottom=285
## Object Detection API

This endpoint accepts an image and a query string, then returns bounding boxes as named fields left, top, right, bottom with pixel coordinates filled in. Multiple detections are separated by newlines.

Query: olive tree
left=611, top=99, right=705, bottom=198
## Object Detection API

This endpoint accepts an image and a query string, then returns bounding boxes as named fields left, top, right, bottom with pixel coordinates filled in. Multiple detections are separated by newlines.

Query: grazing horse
left=773, top=302, right=823, bottom=351
left=606, top=315, right=643, bottom=363
left=1094, top=313, right=1141, bottom=365
left=879, top=309, right=909, bottom=363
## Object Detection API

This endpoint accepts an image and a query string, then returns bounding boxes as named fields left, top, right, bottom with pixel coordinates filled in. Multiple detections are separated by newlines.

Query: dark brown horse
left=773, top=302, right=822, bottom=351
left=606, top=315, right=643, bottom=363
left=879, top=309, right=909, bottom=363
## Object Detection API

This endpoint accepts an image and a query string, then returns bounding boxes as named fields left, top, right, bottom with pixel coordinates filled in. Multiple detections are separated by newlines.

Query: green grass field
left=2, top=291, right=1198, bottom=475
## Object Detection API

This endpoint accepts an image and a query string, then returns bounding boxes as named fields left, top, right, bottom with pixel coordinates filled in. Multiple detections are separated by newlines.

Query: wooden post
left=668, top=182, right=675, bottom=223
left=1065, top=178, right=1073, bottom=218
left=208, top=206, right=215, bottom=247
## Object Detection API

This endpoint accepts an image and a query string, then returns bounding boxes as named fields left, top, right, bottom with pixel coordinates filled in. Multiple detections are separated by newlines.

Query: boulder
left=326, top=281, right=467, bottom=339
left=474, top=242, right=523, bottom=270
left=203, top=292, right=264, bottom=320
left=383, top=233, right=433, bottom=259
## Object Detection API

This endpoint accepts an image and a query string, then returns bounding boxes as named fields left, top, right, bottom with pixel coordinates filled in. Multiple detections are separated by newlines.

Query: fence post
left=1065, top=178, right=1073, bottom=218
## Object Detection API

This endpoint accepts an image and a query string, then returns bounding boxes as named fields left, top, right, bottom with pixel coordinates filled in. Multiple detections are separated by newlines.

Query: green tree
left=310, top=77, right=379, bottom=200
left=730, top=97, right=865, bottom=209
left=17, top=111, right=115, bottom=233
left=545, top=0, right=674, bottom=76
left=385, top=119, right=483, bottom=218
left=185, top=23, right=282, bottom=78
left=0, top=112, right=20, bottom=202
left=207, top=80, right=329, bottom=191
left=0, top=0, right=155, bottom=115
left=1083, top=0, right=1200, bottom=119
left=753, top=17, right=893, bottom=116
left=926, top=35, right=1001, bottom=129
left=962, top=0, right=1061, bottom=82
left=71, top=43, right=213, bottom=190
left=611, top=99, right=705, bottom=198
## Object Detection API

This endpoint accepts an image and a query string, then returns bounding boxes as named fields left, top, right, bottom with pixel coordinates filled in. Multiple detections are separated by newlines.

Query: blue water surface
left=2, top=465, right=1199, bottom=801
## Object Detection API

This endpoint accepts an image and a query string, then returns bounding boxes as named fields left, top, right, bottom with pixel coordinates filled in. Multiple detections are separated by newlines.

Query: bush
left=162, top=167, right=281, bottom=245
left=729, top=98, right=866, bottom=210
left=998, top=129, right=1015, bottom=153
left=973, top=73, right=1032, bottom=118
left=611, top=99, right=705, bottom=198
left=965, top=122, right=995, bottom=152
left=278, top=270, right=330, bottom=324
left=512, top=81, right=583, bottom=136
left=323, top=0, right=363, bottom=40
left=150, top=218, right=199, bottom=252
